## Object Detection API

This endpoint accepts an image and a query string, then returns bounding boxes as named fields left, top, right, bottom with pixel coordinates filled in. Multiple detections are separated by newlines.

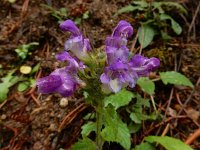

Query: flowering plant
left=37, top=20, right=160, bottom=149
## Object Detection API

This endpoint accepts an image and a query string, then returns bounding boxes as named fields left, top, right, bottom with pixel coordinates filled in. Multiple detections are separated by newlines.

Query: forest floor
left=0, top=0, right=200, bottom=149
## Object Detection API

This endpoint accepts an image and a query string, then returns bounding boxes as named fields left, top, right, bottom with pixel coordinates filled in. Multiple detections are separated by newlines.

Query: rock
left=59, top=98, right=68, bottom=108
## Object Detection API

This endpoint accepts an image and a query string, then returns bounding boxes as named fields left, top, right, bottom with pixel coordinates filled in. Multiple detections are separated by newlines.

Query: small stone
left=49, top=123, right=57, bottom=132
left=1, top=114, right=6, bottom=120
left=59, top=98, right=68, bottom=108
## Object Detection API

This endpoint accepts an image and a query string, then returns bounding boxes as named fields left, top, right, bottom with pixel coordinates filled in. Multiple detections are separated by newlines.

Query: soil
left=0, top=0, right=200, bottom=149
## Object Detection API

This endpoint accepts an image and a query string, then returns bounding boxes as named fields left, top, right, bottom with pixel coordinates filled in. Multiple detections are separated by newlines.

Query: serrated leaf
left=159, top=71, right=194, bottom=88
left=81, top=122, right=96, bottom=137
left=138, top=25, right=155, bottom=48
left=71, top=138, right=96, bottom=150
left=17, top=82, right=30, bottom=92
left=101, top=119, right=130, bottom=150
left=0, top=70, right=23, bottom=102
left=101, top=106, right=131, bottom=150
left=145, top=136, right=193, bottom=150
left=104, top=89, right=135, bottom=110
left=136, top=94, right=150, bottom=107
left=137, top=77, right=155, bottom=95
left=134, top=142, right=155, bottom=150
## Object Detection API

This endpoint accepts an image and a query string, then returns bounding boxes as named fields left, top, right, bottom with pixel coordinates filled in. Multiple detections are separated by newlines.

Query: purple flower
left=129, top=54, right=160, bottom=76
left=112, top=20, right=134, bottom=39
left=36, top=68, right=78, bottom=97
left=56, top=51, right=82, bottom=73
left=100, top=60, right=138, bottom=93
left=100, top=20, right=160, bottom=93
left=60, top=20, right=91, bottom=60
left=100, top=55, right=160, bottom=93
left=105, top=20, right=133, bottom=64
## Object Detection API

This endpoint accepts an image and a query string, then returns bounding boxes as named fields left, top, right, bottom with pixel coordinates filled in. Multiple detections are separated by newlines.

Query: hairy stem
left=96, top=99, right=104, bottom=150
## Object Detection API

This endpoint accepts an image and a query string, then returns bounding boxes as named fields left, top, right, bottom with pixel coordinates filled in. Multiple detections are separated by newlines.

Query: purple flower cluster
left=37, top=20, right=90, bottom=96
left=100, top=21, right=160, bottom=93
left=36, top=19, right=160, bottom=96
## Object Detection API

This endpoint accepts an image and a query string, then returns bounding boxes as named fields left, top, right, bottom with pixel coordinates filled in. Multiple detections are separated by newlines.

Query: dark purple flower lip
left=59, top=20, right=81, bottom=37
left=112, top=20, right=134, bottom=38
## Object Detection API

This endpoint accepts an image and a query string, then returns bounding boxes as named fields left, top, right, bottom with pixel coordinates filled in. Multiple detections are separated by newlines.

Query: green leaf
left=101, top=119, right=131, bottom=150
left=161, top=30, right=172, bottom=40
left=0, top=70, right=23, bottom=102
left=134, top=142, right=155, bottom=150
left=116, top=5, right=140, bottom=14
left=130, top=112, right=141, bottom=123
left=160, top=14, right=182, bottom=35
left=171, top=19, right=182, bottom=35
left=136, top=94, right=150, bottom=107
left=31, top=63, right=40, bottom=74
left=128, top=123, right=141, bottom=133
left=83, top=113, right=95, bottom=120
left=101, top=105, right=131, bottom=150
left=157, top=2, right=187, bottom=14
left=159, top=71, right=194, bottom=88
left=81, top=122, right=96, bottom=137
left=83, top=11, right=89, bottom=19
left=137, top=77, right=155, bottom=95
left=138, top=25, right=155, bottom=48
left=29, top=78, right=36, bottom=87
left=17, top=82, right=30, bottom=92
left=133, top=1, right=148, bottom=8
left=104, top=89, right=135, bottom=110
left=71, top=138, right=96, bottom=150
left=145, top=136, right=193, bottom=150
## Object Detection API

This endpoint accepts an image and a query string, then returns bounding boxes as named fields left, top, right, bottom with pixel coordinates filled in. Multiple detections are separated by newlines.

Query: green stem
left=96, top=99, right=104, bottom=150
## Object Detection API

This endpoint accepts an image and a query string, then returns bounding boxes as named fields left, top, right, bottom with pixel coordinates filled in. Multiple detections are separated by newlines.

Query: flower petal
left=109, top=79, right=122, bottom=93
left=36, top=75, right=62, bottom=94
left=100, top=73, right=110, bottom=83
left=59, top=20, right=81, bottom=37
left=112, top=20, right=133, bottom=38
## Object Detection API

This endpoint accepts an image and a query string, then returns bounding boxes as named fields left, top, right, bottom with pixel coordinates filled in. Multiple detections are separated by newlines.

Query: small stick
left=185, top=128, right=200, bottom=145
left=187, top=1, right=200, bottom=42
left=31, top=93, right=41, bottom=107
left=161, top=123, right=170, bottom=136
left=164, top=88, right=174, bottom=117
left=130, top=31, right=139, bottom=53
left=150, top=95, right=157, bottom=111
left=58, top=103, right=87, bottom=132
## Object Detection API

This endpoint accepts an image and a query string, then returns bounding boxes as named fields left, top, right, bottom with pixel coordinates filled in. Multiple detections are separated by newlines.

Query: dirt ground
left=0, top=0, right=200, bottom=149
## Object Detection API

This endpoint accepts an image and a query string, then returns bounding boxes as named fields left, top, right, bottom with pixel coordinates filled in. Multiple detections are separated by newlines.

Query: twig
left=150, top=95, right=157, bottom=111
left=58, top=103, right=87, bottom=132
left=31, top=93, right=41, bottom=107
left=130, top=31, right=139, bottom=53
left=187, top=1, right=200, bottom=42
left=185, top=128, right=200, bottom=145
left=143, top=116, right=187, bottom=137
left=139, top=25, right=144, bottom=54
left=174, top=77, right=200, bottom=126
left=164, top=88, right=174, bottom=117
left=161, top=123, right=170, bottom=136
